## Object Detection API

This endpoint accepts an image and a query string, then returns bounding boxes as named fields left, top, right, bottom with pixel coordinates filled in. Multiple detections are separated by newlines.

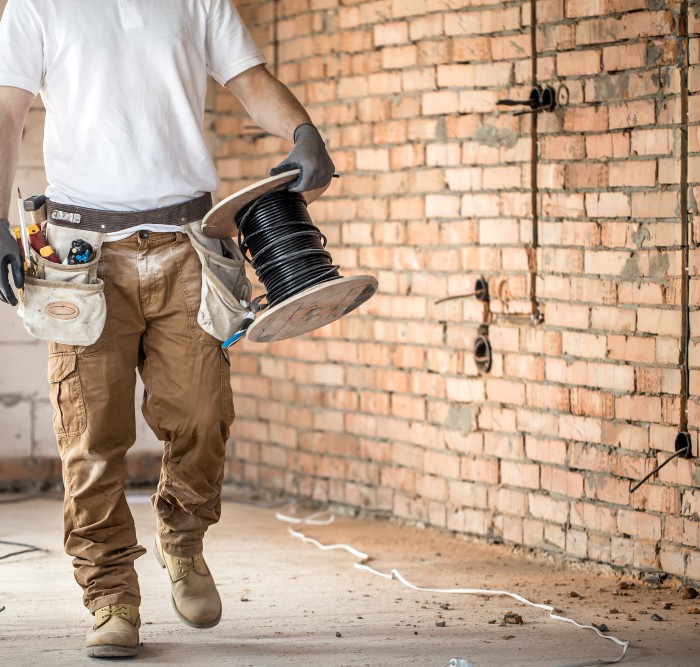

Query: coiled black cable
left=236, top=189, right=340, bottom=307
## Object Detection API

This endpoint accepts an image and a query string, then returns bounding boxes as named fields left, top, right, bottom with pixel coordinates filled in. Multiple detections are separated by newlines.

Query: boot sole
left=86, top=644, right=138, bottom=658
left=154, top=538, right=222, bottom=629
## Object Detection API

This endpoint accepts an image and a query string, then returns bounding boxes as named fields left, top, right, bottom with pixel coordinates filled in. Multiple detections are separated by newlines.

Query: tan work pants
left=47, top=230, right=235, bottom=612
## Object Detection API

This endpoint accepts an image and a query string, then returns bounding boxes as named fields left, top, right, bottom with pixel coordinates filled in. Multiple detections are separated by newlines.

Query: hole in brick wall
left=675, top=432, right=693, bottom=459
left=540, top=86, right=557, bottom=112
left=474, top=277, right=490, bottom=302
left=474, top=326, right=492, bottom=375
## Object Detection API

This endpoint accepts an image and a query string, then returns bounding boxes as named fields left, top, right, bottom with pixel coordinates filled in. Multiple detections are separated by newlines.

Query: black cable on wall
left=679, top=0, right=690, bottom=434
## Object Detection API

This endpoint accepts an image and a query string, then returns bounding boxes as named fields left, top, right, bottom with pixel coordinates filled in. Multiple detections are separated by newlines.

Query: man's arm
left=225, top=64, right=310, bottom=142
left=0, top=85, right=33, bottom=217
left=0, top=85, right=33, bottom=305
left=225, top=65, right=334, bottom=193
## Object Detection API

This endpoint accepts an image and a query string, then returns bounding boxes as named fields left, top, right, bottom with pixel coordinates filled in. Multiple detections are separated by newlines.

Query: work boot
left=86, top=603, right=140, bottom=658
left=154, top=534, right=222, bottom=628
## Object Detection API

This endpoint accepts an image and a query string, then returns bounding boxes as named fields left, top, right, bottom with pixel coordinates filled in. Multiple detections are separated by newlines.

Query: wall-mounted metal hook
left=435, top=277, right=489, bottom=305
left=630, top=432, right=694, bottom=493
left=497, top=85, right=542, bottom=110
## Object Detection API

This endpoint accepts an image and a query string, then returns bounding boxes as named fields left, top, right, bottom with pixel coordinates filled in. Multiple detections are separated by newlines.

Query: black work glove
left=0, top=218, right=24, bottom=306
left=269, top=123, right=335, bottom=193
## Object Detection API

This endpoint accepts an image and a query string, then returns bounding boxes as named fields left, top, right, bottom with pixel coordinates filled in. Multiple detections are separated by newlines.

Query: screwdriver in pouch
left=13, top=225, right=61, bottom=264
left=14, top=193, right=60, bottom=264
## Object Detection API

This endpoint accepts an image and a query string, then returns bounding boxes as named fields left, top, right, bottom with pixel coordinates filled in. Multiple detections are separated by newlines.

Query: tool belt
left=46, top=193, right=212, bottom=232
left=20, top=194, right=252, bottom=347
left=21, top=194, right=214, bottom=347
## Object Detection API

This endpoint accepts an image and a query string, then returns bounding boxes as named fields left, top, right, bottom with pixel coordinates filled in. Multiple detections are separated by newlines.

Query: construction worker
left=0, top=0, right=334, bottom=658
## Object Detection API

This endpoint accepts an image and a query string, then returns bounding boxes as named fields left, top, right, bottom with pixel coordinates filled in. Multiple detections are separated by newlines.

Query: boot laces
left=106, top=603, right=129, bottom=618
left=175, top=554, right=202, bottom=575
left=94, top=604, right=130, bottom=628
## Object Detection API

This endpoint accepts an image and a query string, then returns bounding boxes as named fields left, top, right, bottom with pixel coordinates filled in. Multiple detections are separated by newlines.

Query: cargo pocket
left=184, top=222, right=252, bottom=342
left=20, top=227, right=106, bottom=346
left=48, top=353, right=86, bottom=438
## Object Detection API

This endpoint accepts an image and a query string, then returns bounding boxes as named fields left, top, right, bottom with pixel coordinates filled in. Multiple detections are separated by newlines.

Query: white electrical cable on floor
left=276, top=510, right=630, bottom=665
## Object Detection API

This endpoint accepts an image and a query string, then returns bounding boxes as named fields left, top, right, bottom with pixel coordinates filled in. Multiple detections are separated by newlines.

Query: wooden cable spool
left=202, top=170, right=377, bottom=343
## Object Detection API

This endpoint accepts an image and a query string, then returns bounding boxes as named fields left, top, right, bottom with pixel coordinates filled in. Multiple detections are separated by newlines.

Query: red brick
left=565, top=162, right=608, bottom=189
left=585, top=131, right=630, bottom=159
left=373, top=21, right=409, bottom=47
left=566, top=0, right=647, bottom=19
left=571, top=388, right=615, bottom=419
left=608, top=100, right=656, bottom=130
left=617, top=510, right=662, bottom=541
left=452, top=36, right=490, bottom=62
left=608, top=160, right=656, bottom=187
left=590, top=306, right=637, bottom=332
left=409, top=14, right=443, bottom=41
left=461, top=458, right=500, bottom=485
left=559, top=414, right=603, bottom=443
left=557, top=49, right=601, bottom=77
left=490, top=34, right=530, bottom=61
left=382, top=44, right=418, bottom=69
left=631, top=128, right=674, bottom=156
left=602, top=42, right=646, bottom=71
left=615, top=395, right=662, bottom=423
left=606, top=335, right=656, bottom=364
left=501, top=461, right=540, bottom=490
left=585, top=192, right=631, bottom=218
left=417, top=39, right=451, bottom=66
left=545, top=290, right=591, bottom=321
left=524, top=437, right=567, bottom=466
left=631, top=191, right=679, bottom=219
left=637, top=307, right=682, bottom=337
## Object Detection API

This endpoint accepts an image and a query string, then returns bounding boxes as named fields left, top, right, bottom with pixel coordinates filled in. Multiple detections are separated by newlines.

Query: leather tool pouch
left=20, top=225, right=106, bottom=346
left=184, top=221, right=252, bottom=341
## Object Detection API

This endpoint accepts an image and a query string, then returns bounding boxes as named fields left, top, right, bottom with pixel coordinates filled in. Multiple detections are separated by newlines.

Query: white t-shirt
left=0, top=0, right=265, bottom=213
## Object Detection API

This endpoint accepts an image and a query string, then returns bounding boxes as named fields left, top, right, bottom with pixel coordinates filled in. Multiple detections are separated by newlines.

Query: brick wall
left=1, top=0, right=698, bottom=582
left=220, top=0, right=700, bottom=582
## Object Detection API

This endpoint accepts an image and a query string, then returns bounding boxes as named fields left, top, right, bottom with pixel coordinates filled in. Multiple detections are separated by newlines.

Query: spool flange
left=247, top=275, right=377, bottom=343
left=202, top=169, right=331, bottom=239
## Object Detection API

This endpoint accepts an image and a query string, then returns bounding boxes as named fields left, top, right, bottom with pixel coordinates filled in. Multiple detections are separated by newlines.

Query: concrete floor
left=0, top=492, right=698, bottom=666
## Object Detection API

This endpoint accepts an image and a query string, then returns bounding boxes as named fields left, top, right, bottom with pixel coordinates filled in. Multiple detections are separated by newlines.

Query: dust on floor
left=0, top=492, right=698, bottom=666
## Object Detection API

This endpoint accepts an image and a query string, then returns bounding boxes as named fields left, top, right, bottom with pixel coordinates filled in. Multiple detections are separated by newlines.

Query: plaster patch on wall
left=595, top=73, right=629, bottom=100
left=446, top=405, right=474, bottom=433
left=473, top=123, right=518, bottom=149
left=649, top=251, right=670, bottom=279
left=632, top=226, right=651, bottom=249
left=646, top=41, right=665, bottom=66
left=622, top=255, right=640, bottom=279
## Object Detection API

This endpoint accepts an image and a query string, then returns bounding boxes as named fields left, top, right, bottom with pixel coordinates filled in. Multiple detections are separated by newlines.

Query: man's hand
left=0, top=218, right=24, bottom=305
left=269, top=124, right=335, bottom=193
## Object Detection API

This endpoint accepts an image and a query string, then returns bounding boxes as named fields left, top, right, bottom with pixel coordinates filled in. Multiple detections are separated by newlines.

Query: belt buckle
left=51, top=210, right=82, bottom=224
